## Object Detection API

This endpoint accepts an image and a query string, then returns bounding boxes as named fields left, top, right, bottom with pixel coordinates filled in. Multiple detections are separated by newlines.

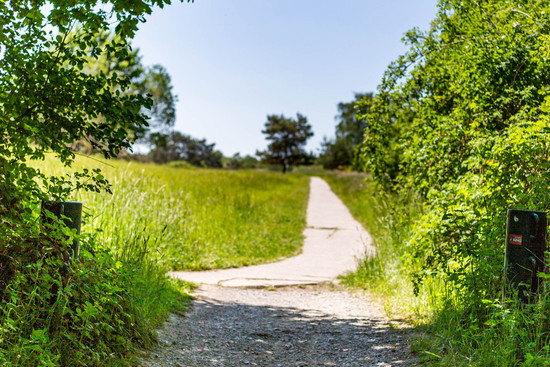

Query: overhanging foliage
left=0, top=0, right=192, bottom=364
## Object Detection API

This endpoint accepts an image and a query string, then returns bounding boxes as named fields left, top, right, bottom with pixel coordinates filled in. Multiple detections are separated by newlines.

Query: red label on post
left=509, top=234, right=523, bottom=246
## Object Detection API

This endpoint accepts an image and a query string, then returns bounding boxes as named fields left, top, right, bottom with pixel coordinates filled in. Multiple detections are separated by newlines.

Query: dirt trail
left=142, top=285, right=416, bottom=366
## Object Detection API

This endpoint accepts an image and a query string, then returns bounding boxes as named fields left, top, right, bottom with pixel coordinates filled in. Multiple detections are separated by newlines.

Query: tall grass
left=0, top=156, right=200, bottom=366
left=39, top=155, right=310, bottom=270
left=408, top=285, right=550, bottom=366
left=9, top=155, right=308, bottom=365
left=0, top=223, right=193, bottom=366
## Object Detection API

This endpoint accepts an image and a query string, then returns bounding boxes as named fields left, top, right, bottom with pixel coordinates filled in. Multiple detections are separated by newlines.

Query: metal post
left=504, top=209, right=547, bottom=302
left=41, top=201, right=83, bottom=259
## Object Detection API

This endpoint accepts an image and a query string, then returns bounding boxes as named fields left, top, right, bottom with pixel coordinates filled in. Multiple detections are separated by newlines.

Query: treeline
left=352, top=0, right=550, bottom=364
left=318, top=93, right=373, bottom=170
left=146, top=131, right=259, bottom=169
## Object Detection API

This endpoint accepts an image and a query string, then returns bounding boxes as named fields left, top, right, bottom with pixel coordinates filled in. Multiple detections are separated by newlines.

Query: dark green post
left=505, top=209, right=547, bottom=302
left=42, top=201, right=83, bottom=258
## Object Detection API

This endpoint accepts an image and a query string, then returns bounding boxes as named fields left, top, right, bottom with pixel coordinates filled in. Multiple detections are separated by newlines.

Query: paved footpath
left=170, top=176, right=375, bottom=287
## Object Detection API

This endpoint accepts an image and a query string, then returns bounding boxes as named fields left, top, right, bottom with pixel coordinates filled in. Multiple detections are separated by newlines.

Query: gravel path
left=142, top=284, right=416, bottom=366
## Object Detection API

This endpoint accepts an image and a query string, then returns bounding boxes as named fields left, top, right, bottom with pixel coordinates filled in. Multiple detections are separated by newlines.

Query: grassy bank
left=322, top=172, right=434, bottom=319
left=0, top=214, right=194, bottom=366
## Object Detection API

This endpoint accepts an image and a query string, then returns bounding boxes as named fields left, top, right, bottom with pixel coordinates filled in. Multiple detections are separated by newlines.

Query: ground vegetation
left=40, top=157, right=310, bottom=271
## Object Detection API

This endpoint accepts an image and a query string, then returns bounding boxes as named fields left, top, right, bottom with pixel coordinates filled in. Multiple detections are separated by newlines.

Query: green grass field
left=39, top=155, right=310, bottom=271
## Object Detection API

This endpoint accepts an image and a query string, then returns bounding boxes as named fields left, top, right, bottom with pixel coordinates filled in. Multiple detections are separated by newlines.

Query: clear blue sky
left=133, top=0, right=439, bottom=157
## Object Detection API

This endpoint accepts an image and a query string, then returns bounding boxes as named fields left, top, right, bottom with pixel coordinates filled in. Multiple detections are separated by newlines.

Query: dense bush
left=357, top=0, right=550, bottom=363
left=361, top=0, right=550, bottom=301
left=0, top=233, right=191, bottom=366
left=223, top=154, right=260, bottom=170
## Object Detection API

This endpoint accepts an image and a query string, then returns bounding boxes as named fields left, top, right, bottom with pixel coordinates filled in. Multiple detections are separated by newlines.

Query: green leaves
left=359, top=0, right=550, bottom=304
left=0, top=0, right=191, bottom=208
left=0, top=0, right=192, bottom=364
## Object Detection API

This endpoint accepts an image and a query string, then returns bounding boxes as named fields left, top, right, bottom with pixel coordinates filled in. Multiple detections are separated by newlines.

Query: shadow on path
left=147, top=287, right=415, bottom=366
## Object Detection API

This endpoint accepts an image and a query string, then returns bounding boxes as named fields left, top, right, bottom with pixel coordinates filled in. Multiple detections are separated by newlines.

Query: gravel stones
left=141, top=284, right=416, bottom=366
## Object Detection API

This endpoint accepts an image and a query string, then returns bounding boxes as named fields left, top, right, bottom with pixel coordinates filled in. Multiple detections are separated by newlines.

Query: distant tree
left=74, top=32, right=177, bottom=149
left=150, top=131, right=223, bottom=168
left=318, top=93, right=373, bottom=170
left=257, top=113, right=314, bottom=173
left=134, top=64, right=177, bottom=141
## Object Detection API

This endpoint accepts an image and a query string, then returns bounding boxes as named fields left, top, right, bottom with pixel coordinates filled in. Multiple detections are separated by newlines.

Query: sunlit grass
left=38, top=155, right=310, bottom=271
left=322, top=172, right=437, bottom=320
